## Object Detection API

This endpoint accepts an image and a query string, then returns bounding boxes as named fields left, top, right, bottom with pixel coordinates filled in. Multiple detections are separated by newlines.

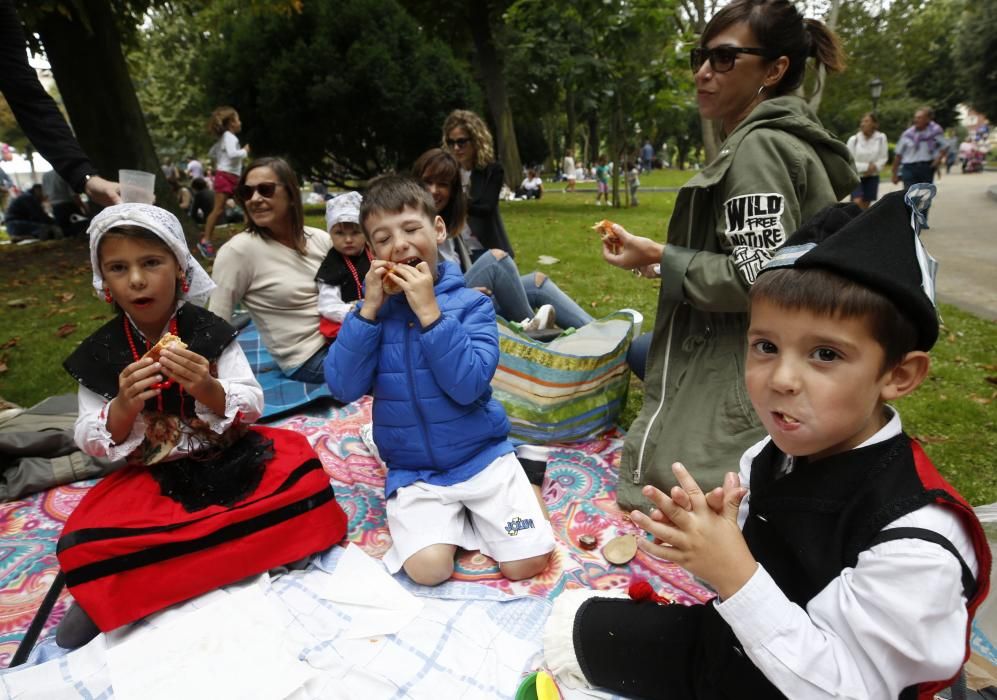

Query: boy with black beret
left=543, top=184, right=991, bottom=699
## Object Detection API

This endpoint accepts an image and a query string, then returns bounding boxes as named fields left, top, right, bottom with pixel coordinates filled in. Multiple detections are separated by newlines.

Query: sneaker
left=197, top=239, right=216, bottom=259
left=521, top=304, right=556, bottom=332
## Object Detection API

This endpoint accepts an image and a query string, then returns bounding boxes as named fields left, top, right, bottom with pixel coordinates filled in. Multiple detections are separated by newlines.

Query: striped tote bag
left=491, top=311, right=638, bottom=443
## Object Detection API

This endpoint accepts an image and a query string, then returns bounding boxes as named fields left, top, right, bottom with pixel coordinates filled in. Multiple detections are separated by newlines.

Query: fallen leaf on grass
left=969, top=393, right=994, bottom=406
left=6, top=298, right=29, bottom=308
left=90, top=314, right=109, bottom=321
left=0, top=362, right=6, bottom=375
left=985, top=376, right=997, bottom=387
left=912, top=434, right=949, bottom=444
left=56, top=323, right=77, bottom=338
left=55, top=292, right=75, bottom=302
left=0, top=337, right=18, bottom=349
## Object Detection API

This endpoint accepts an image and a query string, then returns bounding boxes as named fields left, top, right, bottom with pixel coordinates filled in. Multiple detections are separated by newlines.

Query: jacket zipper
left=406, top=322, right=438, bottom=466
left=634, top=191, right=696, bottom=484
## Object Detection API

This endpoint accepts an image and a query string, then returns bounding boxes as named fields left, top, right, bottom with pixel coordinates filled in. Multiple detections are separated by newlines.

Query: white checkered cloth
left=0, top=546, right=554, bottom=699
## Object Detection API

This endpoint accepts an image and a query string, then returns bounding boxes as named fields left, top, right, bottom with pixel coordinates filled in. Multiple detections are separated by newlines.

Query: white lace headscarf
left=88, top=203, right=216, bottom=306
left=325, top=191, right=363, bottom=232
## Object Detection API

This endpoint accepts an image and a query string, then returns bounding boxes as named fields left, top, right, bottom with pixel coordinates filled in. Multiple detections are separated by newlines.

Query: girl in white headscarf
left=57, top=203, right=346, bottom=649
left=315, top=190, right=371, bottom=339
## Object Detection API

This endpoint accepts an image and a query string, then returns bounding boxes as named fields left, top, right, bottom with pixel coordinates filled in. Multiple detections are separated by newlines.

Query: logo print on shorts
left=505, top=516, right=536, bottom=536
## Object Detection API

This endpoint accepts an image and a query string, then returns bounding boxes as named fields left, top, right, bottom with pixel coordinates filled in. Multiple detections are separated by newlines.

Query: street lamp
left=869, top=78, right=883, bottom=115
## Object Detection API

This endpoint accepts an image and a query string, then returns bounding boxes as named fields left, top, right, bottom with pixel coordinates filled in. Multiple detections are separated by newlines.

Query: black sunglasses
left=236, top=182, right=281, bottom=200
left=690, top=46, right=774, bottom=74
left=445, top=137, right=472, bottom=148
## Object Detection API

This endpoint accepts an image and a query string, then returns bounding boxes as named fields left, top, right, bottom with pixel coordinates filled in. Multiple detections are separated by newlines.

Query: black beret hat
left=758, top=184, right=939, bottom=350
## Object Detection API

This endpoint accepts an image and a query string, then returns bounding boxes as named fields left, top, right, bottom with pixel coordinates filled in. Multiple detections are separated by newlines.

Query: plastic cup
left=118, top=169, right=156, bottom=204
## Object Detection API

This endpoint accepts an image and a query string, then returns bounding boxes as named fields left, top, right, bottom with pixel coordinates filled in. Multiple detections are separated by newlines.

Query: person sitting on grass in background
left=324, top=174, right=555, bottom=586
left=57, top=203, right=345, bottom=648
left=316, top=191, right=371, bottom=340
left=518, top=169, right=543, bottom=200
left=543, top=186, right=990, bottom=699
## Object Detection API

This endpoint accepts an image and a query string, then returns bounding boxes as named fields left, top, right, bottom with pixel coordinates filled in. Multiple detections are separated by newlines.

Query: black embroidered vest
left=315, top=248, right=371, bottom=303
left=63, top=304, right=237, bottom=417
left=694, top=434, right=987, bottom=699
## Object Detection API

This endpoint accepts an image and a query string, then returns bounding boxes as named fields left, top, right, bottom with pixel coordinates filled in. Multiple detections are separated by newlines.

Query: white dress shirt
left=719, top=408, right=979, bottom=699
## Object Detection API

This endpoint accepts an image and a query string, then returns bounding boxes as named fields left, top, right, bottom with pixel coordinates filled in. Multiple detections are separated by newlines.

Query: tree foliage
left=201, top=0, right=478, bottom=185
left=955, top=0, right=997, bottom=121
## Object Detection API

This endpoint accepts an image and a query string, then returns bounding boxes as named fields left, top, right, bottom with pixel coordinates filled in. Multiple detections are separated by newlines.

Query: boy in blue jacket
left=325, top=174, right=554, bottom=586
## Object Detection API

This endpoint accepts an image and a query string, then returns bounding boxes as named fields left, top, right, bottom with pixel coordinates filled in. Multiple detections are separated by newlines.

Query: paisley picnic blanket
left=0, top=396, right=716, bottom=669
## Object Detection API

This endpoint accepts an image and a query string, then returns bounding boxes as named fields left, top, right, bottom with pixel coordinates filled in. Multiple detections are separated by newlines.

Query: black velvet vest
left=314, top=248, right=371, bottom=303
left=695, top=433, right=975, bottom=699
left=63, top=304, right=237, bottom=417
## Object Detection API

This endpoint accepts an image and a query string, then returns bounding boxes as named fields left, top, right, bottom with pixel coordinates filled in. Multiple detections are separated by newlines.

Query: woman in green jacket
left=605, top=0, right=858, bottom=510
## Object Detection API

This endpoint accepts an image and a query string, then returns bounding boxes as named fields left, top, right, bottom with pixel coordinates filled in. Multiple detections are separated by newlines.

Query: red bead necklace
left=123, top=315, right=182, bottom=413
left=342, top=248, right=374, bottom=300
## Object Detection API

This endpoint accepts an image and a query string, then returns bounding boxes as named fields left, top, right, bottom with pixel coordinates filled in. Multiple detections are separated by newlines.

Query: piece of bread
left=382, top=258, right=422, bottom=295
left=593, top=219, right=622, bottom=254
left=143, top=333, right=187, bottom=362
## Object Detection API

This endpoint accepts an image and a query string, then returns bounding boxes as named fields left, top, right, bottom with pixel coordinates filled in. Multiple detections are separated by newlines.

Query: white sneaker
left=522, top=304, right=556, bottom=332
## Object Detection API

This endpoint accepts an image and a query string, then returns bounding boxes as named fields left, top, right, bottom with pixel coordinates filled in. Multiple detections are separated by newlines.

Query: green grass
left=1, top=174, right=994, bottom=504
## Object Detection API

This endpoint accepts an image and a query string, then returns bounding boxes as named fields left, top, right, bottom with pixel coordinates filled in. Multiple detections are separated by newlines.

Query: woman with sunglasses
left=600, top=0, right=858, bottom=513
left=441, top=109, right=514, bottom=259
left=543, top=4, right=860, bottom=697
left=209, top=157, right=332, bottom=384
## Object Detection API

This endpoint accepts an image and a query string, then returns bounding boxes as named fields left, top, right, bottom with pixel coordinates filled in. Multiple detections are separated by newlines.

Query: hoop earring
left=103, top=287, right=113, bottom=303
left=757, top=84, right=766, bottom=97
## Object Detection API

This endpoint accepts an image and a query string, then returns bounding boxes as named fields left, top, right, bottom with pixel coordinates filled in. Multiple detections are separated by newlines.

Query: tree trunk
left=587, top=113, right=598, bottom=167
left=565, top=85, right=576, bottom=154
left=467, top=0, right=522, bottom=191
left=700, top=115, right=722, bottom=164
left=34, top=1, right=199, bottom=247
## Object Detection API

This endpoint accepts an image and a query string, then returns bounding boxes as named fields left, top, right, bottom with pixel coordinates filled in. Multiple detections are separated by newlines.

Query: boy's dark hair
left=191, top=177, right=208, bottom=192
left=359, top=174, right=436, bottom=238
left=750, top=268, right=918, bottom=372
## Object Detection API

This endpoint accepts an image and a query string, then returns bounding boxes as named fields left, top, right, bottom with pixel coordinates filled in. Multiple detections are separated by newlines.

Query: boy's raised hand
left=388, top=261, right=441, bottom=328
left=631, top=463, right=756, bottom=600
left=360, top=261, right=390, bottom=320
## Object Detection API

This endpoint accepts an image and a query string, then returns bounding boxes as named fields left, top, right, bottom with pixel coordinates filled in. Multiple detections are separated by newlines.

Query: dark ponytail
left=702, top=0, right=845, bottom=97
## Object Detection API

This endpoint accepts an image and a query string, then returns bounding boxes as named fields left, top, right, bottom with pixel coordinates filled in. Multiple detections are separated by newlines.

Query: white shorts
left=382, top=452, right=555, bottom=573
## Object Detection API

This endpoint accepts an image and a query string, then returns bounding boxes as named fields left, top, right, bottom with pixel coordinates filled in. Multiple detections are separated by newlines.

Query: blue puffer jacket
left=325, top=261, right=513, bottom=496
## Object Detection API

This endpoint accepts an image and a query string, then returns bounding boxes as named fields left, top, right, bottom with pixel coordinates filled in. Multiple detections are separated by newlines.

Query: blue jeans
left=627, top=332, right=652, bottom=381
left=463, top=251, right=593, bottom=329
left=289, top=343, right=331, bottom=384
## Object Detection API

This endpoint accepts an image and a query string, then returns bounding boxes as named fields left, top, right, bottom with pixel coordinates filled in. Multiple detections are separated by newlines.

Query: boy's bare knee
left=531, top=271, right=547, bottom=287
left=403, top=544, right=456, bottom=586
left=488, top=249, right=507, bottom=261
left=500, top=551, right=552, bottom=581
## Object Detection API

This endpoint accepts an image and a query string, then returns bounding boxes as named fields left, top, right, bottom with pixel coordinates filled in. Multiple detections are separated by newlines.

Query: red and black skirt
left=57, top=426, right=347, bottom=632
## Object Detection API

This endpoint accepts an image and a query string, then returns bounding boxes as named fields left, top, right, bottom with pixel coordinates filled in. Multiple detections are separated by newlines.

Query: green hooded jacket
left=618, top=95, right=858, bottom=511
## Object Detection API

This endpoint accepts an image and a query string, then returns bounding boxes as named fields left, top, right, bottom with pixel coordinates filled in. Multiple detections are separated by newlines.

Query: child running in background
left=201, top=106, right=249, bottom=258
left=57, top=204, right=345, bottom=648
left=316, top=191, right=371, bottom=340
left=543, top=186, right=990, bottom=699
left=594, top=155, right=609, bottom=207
left=324, top=175, right=554, bottom=586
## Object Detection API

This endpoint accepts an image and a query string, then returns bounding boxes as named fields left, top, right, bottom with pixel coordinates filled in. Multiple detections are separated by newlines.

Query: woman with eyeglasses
left=441, top=109, right=514, bottom=259
left=598, top=0, right=858, bottom=511
left=209, top=157, right=332, bottom=384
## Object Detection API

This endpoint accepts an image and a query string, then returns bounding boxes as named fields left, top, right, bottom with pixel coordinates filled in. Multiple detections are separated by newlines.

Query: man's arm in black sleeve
left=0, top=0, right=98, bottom=193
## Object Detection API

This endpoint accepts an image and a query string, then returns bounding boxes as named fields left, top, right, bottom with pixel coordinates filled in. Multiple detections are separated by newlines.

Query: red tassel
left=628, top=577, right=671, bottom=604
